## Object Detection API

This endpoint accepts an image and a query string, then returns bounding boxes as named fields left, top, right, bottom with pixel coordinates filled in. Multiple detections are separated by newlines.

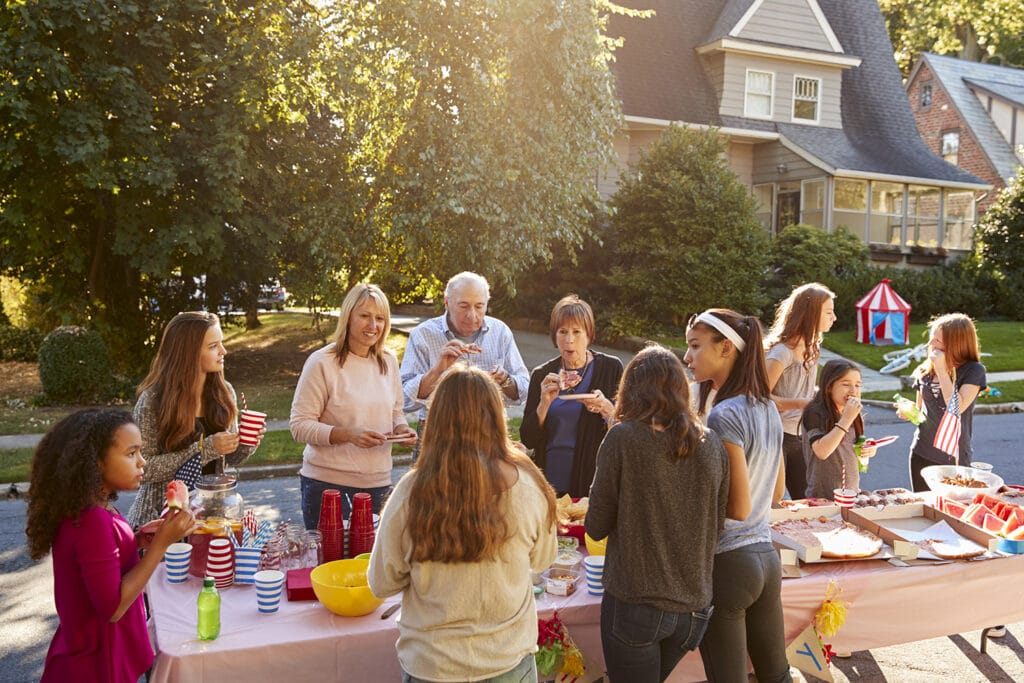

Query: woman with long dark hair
left=686, top=309, right=790, bottom=683
left=368, top=365, right=556, bottom=682
left=585, top=345, right=729, bottom=681
left=126, top=312, right=258, bottom=529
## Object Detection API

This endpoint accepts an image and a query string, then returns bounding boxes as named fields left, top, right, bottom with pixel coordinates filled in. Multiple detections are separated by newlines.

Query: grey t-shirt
left=765, top=343, right=816, bottom=435
left=802, top=417, right=858, bottom=498
left=708, top=396, right=783, bottom=554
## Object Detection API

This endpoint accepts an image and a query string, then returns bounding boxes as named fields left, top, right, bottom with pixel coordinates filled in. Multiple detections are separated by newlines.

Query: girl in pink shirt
left=27, top=408, right=195, bottom=683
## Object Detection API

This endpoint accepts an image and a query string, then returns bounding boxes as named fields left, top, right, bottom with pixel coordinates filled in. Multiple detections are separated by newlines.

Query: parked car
left=257, top=283, right=288, bottom=311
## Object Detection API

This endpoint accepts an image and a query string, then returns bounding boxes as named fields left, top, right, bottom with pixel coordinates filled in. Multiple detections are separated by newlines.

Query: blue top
left=707, top=396, right=783, bottom=554
left=544, top=367, right=594, bottom=494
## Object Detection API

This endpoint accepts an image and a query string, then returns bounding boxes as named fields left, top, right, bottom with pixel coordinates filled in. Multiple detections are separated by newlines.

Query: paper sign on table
left=785, top=623, right=834, bottom=682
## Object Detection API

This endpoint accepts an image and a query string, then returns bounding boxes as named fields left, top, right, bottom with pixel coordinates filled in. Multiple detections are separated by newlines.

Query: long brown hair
left=138, top=311, right=235, bottom=451
left=614, top=345, right=703, bottom=458
left=26, top=409, right=135, bottom=560
left=406, top=366, right=556, bottom=563
left=331, top=283, right=392, bottom=374
left=765, top=282, right=835, bottom=367
left=913, top=313, right=982, bottom=380
left=689, top=308, right=771, bottom=410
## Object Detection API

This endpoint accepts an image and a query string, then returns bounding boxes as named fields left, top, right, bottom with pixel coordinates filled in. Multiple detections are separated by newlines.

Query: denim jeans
left=299, top=475, right=391, bottom=530
left=600, top=593, right=713, bottom=682
left=400, top=652, right=536, bottom=683
left=699, top=542, right=792, bottom=683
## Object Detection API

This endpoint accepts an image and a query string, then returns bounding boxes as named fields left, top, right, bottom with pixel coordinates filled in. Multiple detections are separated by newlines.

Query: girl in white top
left=368, top=365, right=557, bottom=683
left=290, top=284, right=416, bottom=528
left=764, top=283, right=836, bottom=500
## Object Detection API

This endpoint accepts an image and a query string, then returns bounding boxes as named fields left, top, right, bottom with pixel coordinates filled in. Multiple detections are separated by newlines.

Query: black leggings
left=782, top=433, right=806, bottom=500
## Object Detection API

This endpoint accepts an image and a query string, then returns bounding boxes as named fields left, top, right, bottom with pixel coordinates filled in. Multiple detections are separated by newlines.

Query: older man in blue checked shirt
left=400, top=272, right=529, bottom=436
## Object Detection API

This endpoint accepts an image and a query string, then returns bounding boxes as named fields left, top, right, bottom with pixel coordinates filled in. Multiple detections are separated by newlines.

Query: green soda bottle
left=197, top=577, right=221, bottom=640
left=893, top=394, right=926, bottom=426
left=855, top=435, right=869, bottom=473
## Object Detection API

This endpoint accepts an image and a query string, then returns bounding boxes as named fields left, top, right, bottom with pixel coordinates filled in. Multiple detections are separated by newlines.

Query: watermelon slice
left=1002, top=515, right=1022, bottom=537
left=942, top=499, right=968, bottom=519
left=166, top=480, right=188, bottom=511
left=964, top=503, right=992, bottom=528
left=1009, top=524, right=1024, bottom=541
left=983, top=513, right=1004, bottom=533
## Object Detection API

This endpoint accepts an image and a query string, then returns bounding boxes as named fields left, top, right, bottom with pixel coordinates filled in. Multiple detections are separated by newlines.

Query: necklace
left=559, top=351, right=593, bottom=391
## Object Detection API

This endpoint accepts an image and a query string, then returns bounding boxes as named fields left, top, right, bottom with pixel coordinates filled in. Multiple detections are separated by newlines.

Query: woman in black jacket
left=521, top=295, right=623, bottom=497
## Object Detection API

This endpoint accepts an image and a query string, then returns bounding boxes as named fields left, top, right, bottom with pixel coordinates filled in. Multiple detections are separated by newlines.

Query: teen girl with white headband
left=685, top=309, right=791, bottom=683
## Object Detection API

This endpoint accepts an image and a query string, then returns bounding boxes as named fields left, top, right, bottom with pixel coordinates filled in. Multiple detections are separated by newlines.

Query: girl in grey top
left=686, top=309, right=791, bottom=683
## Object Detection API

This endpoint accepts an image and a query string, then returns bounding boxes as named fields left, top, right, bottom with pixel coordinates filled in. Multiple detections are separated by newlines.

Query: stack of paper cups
left=165, top=542, right=192, bottom=583
left=584, top=555, right=605, bottom=596
left=233, top=546, right=262, bottom=585
left=206, top=538, right=235, bottom=589
left=238, top=410, right=267, bottom=447
left=254, top=570, right=285, bottom=614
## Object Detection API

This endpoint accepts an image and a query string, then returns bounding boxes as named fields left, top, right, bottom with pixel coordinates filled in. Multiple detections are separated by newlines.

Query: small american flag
left=933, top=374, right=961, bottom=463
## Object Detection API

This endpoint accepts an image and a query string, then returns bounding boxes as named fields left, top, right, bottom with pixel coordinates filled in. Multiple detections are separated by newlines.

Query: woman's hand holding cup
left=211, top=431, right=240, bottom=455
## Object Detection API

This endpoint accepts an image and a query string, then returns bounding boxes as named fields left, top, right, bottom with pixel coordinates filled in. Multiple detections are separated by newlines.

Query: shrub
left=38, top=326, right=113, bottom=404
left=975, top=167, right=1024, bottom=318
left=604, top=125, right=770, bottom=330
left=767, top=224, right=869, bottom=305
left=0, top=325, right=44, bottom=361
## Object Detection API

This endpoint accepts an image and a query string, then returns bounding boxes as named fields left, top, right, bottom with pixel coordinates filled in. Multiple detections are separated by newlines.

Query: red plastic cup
left=318, top=490, right=344, bottom=562
left=352, top=492, right=372, bottom=514
left=238, top=410, right=267, bottom=446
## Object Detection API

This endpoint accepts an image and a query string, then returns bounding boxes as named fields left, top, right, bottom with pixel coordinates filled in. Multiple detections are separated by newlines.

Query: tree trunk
left=245, top=304, right=261, bottom=330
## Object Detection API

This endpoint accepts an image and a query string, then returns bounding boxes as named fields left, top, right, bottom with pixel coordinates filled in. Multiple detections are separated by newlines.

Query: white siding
left=989, top=99, right=1015, bottom=145
left=728, top=141, right=754, bottom=188
left=751, top=143, right=819, bottom=184
left=598, top=132, right=632, bottom=198
left=735, top=0, right=836, bottom=53
left=721, top=54, right=842, bottom=127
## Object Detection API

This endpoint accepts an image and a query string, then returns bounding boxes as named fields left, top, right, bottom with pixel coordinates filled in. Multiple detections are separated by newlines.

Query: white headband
left=695, top=312, right=746, bottom=352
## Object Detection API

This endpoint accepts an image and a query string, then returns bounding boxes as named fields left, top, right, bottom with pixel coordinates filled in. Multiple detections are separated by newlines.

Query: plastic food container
left=921, top=465, right=1003, bottom=501
left=551, top=550, right=583, bottom=571
left=542, top=568, right=582, bottom=596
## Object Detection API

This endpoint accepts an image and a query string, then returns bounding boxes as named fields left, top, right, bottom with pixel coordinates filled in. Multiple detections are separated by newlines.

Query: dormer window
left=941, top=130, right=960, bottom=164
left=920, top=83, right=932, bottom=110
left=793, top=76, right=821, bottom=123
left=745, top=69, right=774, bottom=119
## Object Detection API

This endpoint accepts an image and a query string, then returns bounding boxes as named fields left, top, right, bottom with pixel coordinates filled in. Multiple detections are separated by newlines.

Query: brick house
left=907, top=53, right=1024, bottom=214
left=603, top=0, right=990, bottom=265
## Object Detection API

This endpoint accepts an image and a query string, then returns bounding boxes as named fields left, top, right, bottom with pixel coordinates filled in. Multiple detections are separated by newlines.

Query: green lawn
left=864, top=379, right=1024, bottom=404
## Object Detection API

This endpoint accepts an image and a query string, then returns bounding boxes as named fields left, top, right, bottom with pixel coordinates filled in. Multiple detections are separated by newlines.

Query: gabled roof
left=911, top=54, right=1023, bottom=183
left=909, top=54, right=1024, bottom=183
left=609, top=0, right=986, bottom=188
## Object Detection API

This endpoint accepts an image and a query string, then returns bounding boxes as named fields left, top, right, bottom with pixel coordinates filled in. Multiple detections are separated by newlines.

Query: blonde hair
left=913, top=313, right=981, bottom=379
left=765, top=282, right=835, bottom=367
left=331, top=283, right=392, bottom=374
left=138, top=312, right=235, bottom=451
left=406, top=366, right=556, bottom=562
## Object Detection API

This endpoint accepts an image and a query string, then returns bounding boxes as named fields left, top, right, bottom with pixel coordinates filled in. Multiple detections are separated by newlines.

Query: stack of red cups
left=318, top=490, right=345, bottom=562
left=348, top=492, right=376, bottom=557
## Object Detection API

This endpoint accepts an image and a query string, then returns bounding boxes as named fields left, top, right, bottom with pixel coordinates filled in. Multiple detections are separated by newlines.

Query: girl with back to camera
left=764, top=283, right=836, bottom=500
left=801, top=360, right=877, bottom=499
left=126, top=311, right=260, bottom=529
left=900, top=313, right=986, bottom=492
left=368, top=365, right=556, bottom=682
left=686, top=309, right=790, bottom=683
left=585, top=345, right=730, bottom=682
left=27, top=409, right=196, bottom=682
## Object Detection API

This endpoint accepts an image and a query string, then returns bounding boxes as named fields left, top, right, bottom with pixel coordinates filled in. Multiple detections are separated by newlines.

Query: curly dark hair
left=25, top=408, right=136, bottom=560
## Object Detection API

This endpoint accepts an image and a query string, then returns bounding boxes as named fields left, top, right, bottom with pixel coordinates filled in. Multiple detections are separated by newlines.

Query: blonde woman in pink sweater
left=290, top=284, right=416, bottom=528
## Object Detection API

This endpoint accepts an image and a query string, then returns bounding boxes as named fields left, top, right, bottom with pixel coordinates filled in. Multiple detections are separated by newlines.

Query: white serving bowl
left=921, top=464, right=1003, bottom=501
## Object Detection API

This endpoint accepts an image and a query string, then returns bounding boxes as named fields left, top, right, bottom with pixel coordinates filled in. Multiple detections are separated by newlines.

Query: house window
left=869, top=182, right=904, bottom=245
left=833, top=178, right=867, bottom=238
left=907, top=185, right=940, bottom=247
left=943, top=190, right=975, bottom=250
left=753, top=184, right=774, bottom=232
left=745, top=70, right=774, bottom=119
left=920, top=83, right=932, bottom=109
left=941, top=131, right=960, bottom=164
left=801, top=178, right=825, bottom=227
left=793, top=77, right=820, bottom=123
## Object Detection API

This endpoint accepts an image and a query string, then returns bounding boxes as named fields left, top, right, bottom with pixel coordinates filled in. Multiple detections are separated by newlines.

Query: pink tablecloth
left=149, top=554, right=1024, bottom=682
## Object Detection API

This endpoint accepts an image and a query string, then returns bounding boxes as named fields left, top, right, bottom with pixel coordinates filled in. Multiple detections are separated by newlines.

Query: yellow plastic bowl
left=584, top=533, right=607, bottom=556
left=310, top=559, right=384, bottom=617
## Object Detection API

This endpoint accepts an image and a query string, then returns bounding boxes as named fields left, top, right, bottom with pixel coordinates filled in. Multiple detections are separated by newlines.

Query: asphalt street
left=4, top=412, right=1024, bottom=681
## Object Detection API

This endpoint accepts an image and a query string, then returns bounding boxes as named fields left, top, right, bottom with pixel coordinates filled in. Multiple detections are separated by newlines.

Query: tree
left=880, top=0, right=1024, bottom=73
left=974, top=167, right=1024, bottom=318
left=604, top=125, right=770, bottom=333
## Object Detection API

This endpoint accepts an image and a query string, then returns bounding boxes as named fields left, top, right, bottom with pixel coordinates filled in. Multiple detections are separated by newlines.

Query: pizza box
left=842, top=503, right=1000, bottom=558
left=769, top=505, right=894, bottom=564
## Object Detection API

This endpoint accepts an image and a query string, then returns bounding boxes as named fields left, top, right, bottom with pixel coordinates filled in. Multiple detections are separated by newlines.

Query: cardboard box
left=843, top=503, right=1000, bottom=558
left=286, top=567, right=317, bottom=601
left=769, top=505, right=894, bottom=563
